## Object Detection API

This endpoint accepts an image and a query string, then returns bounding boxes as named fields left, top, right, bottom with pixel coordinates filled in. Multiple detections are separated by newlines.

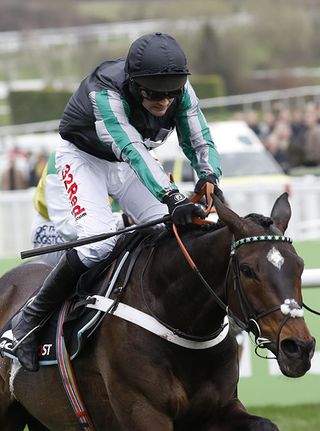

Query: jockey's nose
left=158, top=97, right=172, bottom=105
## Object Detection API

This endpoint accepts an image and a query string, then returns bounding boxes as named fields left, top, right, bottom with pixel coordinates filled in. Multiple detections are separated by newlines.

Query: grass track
left=249, top=403, right=320, bottom=431
left=23, top=404, right=320, bottom=431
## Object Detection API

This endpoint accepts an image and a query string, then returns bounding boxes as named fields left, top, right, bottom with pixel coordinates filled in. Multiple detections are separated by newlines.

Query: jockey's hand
left=194, top=174, right=225, bottom=203
left=162, top=190, right=206, bottom=225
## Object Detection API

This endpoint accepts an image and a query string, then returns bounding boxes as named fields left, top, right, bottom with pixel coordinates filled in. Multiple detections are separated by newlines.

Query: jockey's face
left=142, top=97, right=174, bottom=117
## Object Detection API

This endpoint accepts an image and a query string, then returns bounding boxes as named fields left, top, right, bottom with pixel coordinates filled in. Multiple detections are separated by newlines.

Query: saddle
left=0, top=229, right=156, bottom=366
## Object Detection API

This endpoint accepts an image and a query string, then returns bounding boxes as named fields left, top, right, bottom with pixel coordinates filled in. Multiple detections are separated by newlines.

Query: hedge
left=190, top=74, right=225, bottom=99
left=8, top=89, right=73, bottom=124
left=8, top=76, right=225, bottom=125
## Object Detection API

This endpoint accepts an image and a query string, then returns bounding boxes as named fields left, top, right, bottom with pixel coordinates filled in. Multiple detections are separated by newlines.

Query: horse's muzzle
left=278, top=336, right=316, bottom=377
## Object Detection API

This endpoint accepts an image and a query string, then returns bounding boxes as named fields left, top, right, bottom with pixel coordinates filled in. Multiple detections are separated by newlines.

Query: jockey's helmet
left=126, top=32, right=190, bottom=98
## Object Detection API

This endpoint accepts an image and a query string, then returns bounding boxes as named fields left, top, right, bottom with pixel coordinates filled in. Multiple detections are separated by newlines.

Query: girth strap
left=86, top=295, right=230, bottom=350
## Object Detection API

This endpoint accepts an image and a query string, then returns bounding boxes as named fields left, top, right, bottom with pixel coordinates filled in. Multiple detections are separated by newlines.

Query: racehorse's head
left=215, top=192, right=315, bottom=378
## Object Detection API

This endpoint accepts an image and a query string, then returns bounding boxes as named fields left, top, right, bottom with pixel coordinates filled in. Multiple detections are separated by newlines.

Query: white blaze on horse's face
left=267, top=247, right=284, bottom=270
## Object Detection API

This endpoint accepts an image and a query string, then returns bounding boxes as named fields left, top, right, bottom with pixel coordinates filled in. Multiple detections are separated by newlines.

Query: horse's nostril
left=281, top=339, right=299, bottom=356
left=280, top=338, right=315, bottom=358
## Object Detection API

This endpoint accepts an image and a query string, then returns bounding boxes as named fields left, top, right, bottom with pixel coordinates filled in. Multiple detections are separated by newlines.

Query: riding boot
left=11, top=249, right=87, bottom=372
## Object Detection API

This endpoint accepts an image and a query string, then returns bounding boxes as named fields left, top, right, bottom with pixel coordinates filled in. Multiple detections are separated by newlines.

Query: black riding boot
left=11, top=249, right=87, bottom=372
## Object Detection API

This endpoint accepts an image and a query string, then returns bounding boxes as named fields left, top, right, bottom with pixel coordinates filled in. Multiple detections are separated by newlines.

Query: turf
left=0, top=257, right=23, bottom=275
left=249, top=403, right=320, bottom=431
left=22, top=404, right=320, bottom=431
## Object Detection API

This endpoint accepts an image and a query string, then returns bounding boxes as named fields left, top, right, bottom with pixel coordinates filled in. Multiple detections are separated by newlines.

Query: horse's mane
left=147, top=219, right=226, bottom=249
left=140, top=211, right=275, bottom=252
left=244, top=213, right=274, bottom=230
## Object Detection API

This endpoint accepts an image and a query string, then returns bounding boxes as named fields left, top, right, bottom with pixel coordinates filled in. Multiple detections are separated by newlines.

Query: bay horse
left=0, top=193, right=315, bottom=431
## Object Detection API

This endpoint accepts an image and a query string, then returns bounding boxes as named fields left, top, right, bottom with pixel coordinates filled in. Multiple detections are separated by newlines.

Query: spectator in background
left=302, top=110, right=320, bottom=166
left=259, top=111, right=275, bottom=141
left=1, top=153, right=28, bottom=190
left=290, top=108, right=305, bottom=140
left=264, top=120, right=291, bottom=173
left=232, top=111, right=245, bottom=121
left=246, top=110, right=263, bottom=137
left=286, top=108, right=306, bottom=168
left=28, top=151, right=49, bottom=187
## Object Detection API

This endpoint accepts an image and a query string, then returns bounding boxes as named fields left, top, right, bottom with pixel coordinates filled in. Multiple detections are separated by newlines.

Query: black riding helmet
left=125, top=32, right=190, bottom=99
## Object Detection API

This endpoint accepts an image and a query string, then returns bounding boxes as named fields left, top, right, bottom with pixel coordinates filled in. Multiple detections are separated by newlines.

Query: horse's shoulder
left=0, top=261, right=52, bottom=326
left=1, top=260, right=51, bottom=281
left=0, top=261, right=51, bottom=296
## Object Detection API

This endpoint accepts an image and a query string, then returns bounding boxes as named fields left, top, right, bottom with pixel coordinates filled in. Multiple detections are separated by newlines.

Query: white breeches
left=55, top=140, right=168, bottom=267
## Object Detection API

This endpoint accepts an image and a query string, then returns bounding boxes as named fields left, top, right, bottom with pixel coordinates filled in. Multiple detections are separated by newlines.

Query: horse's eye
left=240, top=265, right=256, bottom=279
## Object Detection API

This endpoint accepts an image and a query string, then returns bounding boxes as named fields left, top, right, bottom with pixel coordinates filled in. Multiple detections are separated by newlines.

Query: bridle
left=139, top=183, right=315, bottom=357
left=172, top=225, right=306, bottom=358
left=227, top=234, right=304, bottom=358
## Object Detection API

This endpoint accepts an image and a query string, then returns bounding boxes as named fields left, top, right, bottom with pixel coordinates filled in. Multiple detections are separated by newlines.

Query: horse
left=0, top=192, right=315, bottom=431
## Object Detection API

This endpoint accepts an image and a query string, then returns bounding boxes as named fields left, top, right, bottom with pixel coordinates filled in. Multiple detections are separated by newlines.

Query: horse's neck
left=150, top=226, right=232, bottom=334
left=187, top=226, right=232, bottom=283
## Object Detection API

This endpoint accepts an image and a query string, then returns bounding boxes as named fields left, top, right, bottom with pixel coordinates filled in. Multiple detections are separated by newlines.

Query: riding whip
left=21, top=214, right=171, bottom=259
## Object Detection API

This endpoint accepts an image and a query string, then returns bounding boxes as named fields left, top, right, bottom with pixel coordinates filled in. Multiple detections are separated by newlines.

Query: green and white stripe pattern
left=89, top=82, right=221, bottom=201
left=176, top=81, right=221, bottom=179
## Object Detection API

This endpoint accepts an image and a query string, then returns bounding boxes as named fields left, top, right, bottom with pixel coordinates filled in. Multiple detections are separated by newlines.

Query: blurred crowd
left=0, top=149, right=48, bottom=191
left=235, top=101, right=320, bottom=173
left=1, top=101, right=320, bottom=191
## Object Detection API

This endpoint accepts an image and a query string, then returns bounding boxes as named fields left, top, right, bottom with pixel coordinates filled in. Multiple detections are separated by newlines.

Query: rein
left=131, top=183, right=229, bottom=344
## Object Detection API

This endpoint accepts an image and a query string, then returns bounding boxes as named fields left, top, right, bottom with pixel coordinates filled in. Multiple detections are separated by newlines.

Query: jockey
left=31, top=152, right=131, bottom=267
left=11, top=32, right=223, bottom=371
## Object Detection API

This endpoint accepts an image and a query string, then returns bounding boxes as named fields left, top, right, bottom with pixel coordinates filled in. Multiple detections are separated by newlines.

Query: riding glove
left=162, top=190, right=206, bottom=225
left=194, top=173, right=225, bottom=203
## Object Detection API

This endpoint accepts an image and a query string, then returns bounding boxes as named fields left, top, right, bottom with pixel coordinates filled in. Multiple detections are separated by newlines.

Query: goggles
left=139, top=87, right=183, bottom=101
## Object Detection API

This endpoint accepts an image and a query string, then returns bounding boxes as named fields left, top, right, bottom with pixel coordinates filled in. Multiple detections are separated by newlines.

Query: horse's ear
left=270, top=192, right=291, bottom=233
left=214, top=195, right=244, bottom=234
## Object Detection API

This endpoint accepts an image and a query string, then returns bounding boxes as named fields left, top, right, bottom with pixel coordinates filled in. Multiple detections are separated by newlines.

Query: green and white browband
left=231, top=235, right=293, bottom=251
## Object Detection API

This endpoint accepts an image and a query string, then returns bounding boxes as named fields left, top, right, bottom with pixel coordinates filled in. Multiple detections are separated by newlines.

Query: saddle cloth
left=0, top=230, right=152, bottom=366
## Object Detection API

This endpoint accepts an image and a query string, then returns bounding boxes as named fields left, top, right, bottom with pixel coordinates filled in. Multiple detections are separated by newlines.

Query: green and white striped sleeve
left=176, top=81, right=222, bottom=179
left=89, top=89, right=175, bottom=200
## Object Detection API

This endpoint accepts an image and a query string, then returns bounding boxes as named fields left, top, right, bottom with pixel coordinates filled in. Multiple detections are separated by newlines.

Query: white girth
left=86, top=295, right=230, bottom=350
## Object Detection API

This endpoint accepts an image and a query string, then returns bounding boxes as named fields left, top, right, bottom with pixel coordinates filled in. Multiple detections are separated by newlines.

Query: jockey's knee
left=76, top=236, right=118, bottom=268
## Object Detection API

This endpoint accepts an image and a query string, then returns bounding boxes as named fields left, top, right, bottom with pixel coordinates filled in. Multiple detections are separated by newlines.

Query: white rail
left=199, top=85, right=320, bottom=113
left=302, top=269, right=320, bottom=288
left=0, top=185, right=319, bottom=260
left=2, top=84, right=320, bottom=135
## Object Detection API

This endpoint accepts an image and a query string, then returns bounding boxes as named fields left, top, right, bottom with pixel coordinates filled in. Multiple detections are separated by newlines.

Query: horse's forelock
left=244, top=213, right=274, bottom=229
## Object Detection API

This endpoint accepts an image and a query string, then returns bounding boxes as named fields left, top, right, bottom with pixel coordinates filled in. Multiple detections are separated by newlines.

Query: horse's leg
left=207, top=398, right=279, bottom=431
left=12, top=366, right=83, bottom=431
left=105, top=373, right=174, bottom=431
left=0, top=357, right=25, bottom=431
left=111, top=383, right=173, bottom=431
left=0, top=400, right=31, bottom=431
left=26, top=413, right=51, bottom=431
left=0, top=404, right=50, bottom=431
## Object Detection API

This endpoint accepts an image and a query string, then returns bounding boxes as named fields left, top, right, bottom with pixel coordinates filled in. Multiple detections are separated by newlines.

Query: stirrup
left=11, top=311, right=54, bottom=353
left=11, top=324, right=42, bottom=353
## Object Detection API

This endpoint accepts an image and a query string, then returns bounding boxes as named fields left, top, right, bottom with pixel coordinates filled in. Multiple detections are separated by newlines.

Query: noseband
left=228, top=234, right=304, bottom=358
